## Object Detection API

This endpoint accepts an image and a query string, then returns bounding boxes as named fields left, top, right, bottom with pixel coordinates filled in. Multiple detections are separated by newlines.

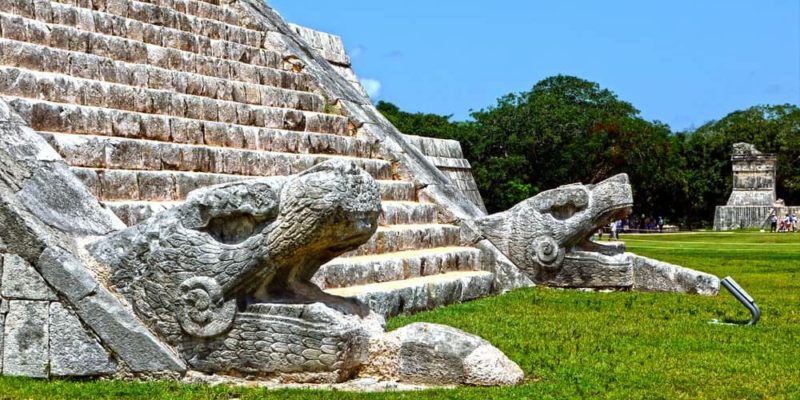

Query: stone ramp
left=0, top=0, right=506, bottom=327
left=0, top=99, right=185, bottom=377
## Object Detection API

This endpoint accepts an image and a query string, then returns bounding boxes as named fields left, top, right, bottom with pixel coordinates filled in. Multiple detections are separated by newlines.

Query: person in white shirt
left=609, top=220, right=618, bottom=241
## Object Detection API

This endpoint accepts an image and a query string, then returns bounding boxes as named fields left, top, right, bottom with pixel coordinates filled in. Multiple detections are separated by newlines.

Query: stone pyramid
left=0, top=0, right=520, bottom=319
left=0, top=0, right=718, bottom=381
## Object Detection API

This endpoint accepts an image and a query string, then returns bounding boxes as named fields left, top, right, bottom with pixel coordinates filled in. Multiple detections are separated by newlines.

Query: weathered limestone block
left=75, top=289, right=187, bottom=373
left=2, top=300, right=49, bottom=378
left=631, top=255, right=720, bottom=295
left=345, top=225, right=461, bottom=257
left=1, top=254, right=57, bottom=301
left=330, top=271, right=495, bottom=318
left=0, top=280, right=5, bottom=373
left=364, top=323, right=523, bottom=386
left=41, top=247, right=186, bottom=374
left=37, top=247, right=98, bottom=303
left=49, top=302, right=117, bottom=377
left=545, top=252, right=634, bottom=289
left=472, top=238, right=535, bottom=293
left=378, top=202, right=438, bottom=225
left=314, top=248, right=483, bottom=289
left=0, top=309, right=4, bottom=373
left=8, top=85, right=203, bottom=381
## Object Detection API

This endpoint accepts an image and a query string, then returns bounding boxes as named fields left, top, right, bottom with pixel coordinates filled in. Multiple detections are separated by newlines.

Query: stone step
left=378, top=181, right=416, bottom=202
left=5, top=3, right=286, bottom=74
left=48, top=0, right=267, bottom=50
left=4, top=97, right=364, bottom=157
left=137, top=0, right=243, bottom=28
left=314, top=247, right=484, bottom=290
left=379, top=201, right=439, bottom=226
left=402, top=134, right=464, bottom=159
left=325, top=271, right=495, bottom=318
left=0, top=12, right=312, bottom=92
left=0, top=39, right=326, bottom=113
left=44, top=132, right=390, bottom=180
left=103, top=199, right=436, bottom=227
left=0, top=68, right=349, bottom=135
left=72, top=167, right=410, bottom=202
left=343, top=224, right=461, bottom=257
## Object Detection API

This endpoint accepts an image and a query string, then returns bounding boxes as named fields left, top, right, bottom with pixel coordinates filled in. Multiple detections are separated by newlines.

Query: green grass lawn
left=2, top=232, right=798, bottom=399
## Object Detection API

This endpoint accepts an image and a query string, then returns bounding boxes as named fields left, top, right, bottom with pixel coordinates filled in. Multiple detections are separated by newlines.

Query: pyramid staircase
left=0, top=0, right=497, bottom=318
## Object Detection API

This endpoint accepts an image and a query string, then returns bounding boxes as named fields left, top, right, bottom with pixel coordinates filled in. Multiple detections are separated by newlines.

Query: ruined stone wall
left=726, top=146, right=777, bottom=206
left=714, top=143, right=790, bottom=230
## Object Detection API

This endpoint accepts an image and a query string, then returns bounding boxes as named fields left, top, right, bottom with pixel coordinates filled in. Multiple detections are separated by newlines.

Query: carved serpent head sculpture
left=477, top=174, right=634, bottom=285
left=91, top=160, right=381, bottom=344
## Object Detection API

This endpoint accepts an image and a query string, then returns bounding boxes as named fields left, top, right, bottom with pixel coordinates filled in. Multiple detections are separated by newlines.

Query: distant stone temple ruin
left=714, top=143, right=799, bottom=230
left=0, top=0, right=718, bottom=386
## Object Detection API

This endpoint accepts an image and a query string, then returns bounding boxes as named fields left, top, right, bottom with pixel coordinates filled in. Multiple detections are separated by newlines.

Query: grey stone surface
left=314, top=247, right=484, bottom=290
left=76, top=289, right=186, bottom=373
left=364, top=323, right=523, bottom=386
left=471, top=235, right=535, bottom=293
left=0, top=99, right=124, bottom=236
left=1, top=253, right=57, bottom=301
left=726, top=143, right=777, bottom=206
left=2, top=300, right=49, bottom=378
left=403, top=134, right=487, bottom=213
left=631, top=255, right=720, bottom=295
left=0, top=313, right=3, bottom=373
left=0, top=298, right=4, bottom=373
left=331, top=271, right=495, bottom=318
left=182, top=303, right=383, bottom=382
left=37, top=247, right=99, bottom=302
left=17, top=161, right=126, bottom=236
left=49, top=302, right=117, bottom=377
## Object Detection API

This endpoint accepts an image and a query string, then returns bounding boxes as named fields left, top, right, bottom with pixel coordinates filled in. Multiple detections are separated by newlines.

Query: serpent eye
left=185, top=181, right=280, bottom=244
left=535, top=188, right=590, bottom=220
left=203, top=212, right=276, bottom=244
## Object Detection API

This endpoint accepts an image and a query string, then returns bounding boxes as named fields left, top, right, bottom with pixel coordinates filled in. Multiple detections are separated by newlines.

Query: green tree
left=469, top=75, right=687, bottom=214
left=376, top=80, right=800, bottom=228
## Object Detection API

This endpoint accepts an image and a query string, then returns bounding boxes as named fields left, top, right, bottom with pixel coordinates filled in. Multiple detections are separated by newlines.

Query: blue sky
left=271, top=1, right=800, bottom=132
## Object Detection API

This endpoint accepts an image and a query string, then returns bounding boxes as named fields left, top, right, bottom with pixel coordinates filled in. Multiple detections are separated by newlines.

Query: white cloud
left=350, top=45, right=365, bottom=59
left=360, top=78, right=382, bottom=99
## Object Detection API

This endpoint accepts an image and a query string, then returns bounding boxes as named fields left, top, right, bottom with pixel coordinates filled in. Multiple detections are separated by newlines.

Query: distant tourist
left=658, top=216, right=665, bottom=232
left=770, top=214, right=778, bottom=232
left=610, top=220, right=619, bottom=241
left=779, top=216, right=790, bottom=233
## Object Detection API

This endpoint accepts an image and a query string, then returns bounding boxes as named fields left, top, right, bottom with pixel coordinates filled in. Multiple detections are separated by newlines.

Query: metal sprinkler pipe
left=720, top=276, right=761, bottom=326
